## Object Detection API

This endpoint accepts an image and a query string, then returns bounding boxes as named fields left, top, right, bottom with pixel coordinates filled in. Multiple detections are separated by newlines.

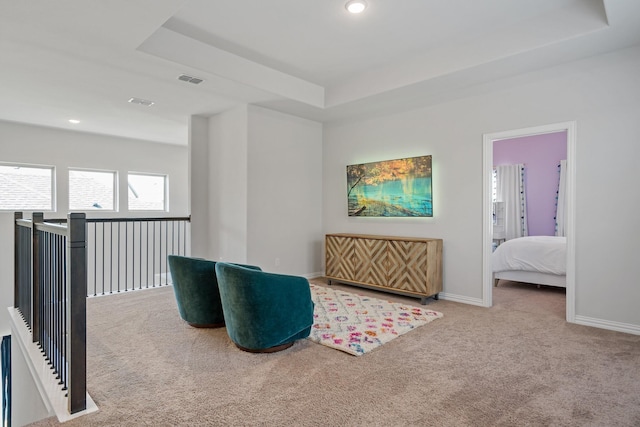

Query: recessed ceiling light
left=68, top=119, right=80, bottom=124
left=345, top=0, right=367, bottom=14
left=128, top=97, right=155, bottom=107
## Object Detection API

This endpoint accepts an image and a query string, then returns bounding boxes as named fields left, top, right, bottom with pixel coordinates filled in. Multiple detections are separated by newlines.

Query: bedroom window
left=69, top=169, right=116, bottom=210
left=128, top=173, right=167, bottom=211
left=0, top=163, right=55, bottom=211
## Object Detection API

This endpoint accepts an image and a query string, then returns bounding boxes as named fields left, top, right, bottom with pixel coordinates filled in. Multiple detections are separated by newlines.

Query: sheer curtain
left=555, top=160, right=567, bottom=237
left=495, top=164, right=528, bottom=240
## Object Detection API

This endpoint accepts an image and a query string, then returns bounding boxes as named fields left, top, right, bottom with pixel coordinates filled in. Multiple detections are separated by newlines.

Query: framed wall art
left=346, top=155, right=432, bottom=217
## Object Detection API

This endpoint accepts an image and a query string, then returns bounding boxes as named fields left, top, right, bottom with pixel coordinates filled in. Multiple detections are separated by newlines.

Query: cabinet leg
left=420, top=294, right=439, bottom=305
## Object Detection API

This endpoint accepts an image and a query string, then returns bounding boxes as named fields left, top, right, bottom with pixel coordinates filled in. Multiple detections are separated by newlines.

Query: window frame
left=68, top=167, right=118, bottom=212
left=127, top=172, right=168, bottom=212
left=0, top=161, right=56, bottom=211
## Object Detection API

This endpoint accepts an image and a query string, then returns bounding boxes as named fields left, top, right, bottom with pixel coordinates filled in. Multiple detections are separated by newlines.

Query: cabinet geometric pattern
left=325, top=235, right=354, bottom=280
left=353, top=238, right=387, bottom=286
left=387, top=240, right=427, bottom=293
left=325, top=233, right=443, bottom=304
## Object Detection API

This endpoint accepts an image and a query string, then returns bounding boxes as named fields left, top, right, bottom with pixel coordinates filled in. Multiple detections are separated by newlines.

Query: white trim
left=438, top=293, right=485, bottom=307
left=9, top=308, right=98, bottom=423
left=482, top=122, right=576, bottom=323
left=87, top=283, right=173, bottom=299
left=303, top=272, right=325, bottom=280
left=482, top=133, right=494, bottom=307
left=565, top=122, right=577, bottom=323
left=154, top=272, right=172, bottom=285
left=574, top=315, right=640, bottom=336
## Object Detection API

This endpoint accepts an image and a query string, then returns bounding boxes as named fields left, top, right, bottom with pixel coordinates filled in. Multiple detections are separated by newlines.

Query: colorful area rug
left=307, top=284, right=443, bottom=356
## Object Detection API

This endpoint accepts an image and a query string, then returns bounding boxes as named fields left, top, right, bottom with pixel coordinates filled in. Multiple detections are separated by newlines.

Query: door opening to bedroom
left=482, top=122, right=576, bottom=323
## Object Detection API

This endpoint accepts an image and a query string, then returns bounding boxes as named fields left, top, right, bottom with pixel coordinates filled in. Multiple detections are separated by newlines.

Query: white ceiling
left=1, top=0, right=640, bottom=145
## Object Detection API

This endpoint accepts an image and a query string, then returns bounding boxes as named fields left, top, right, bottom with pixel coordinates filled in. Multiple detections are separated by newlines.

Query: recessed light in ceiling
left=345, top=0, right=367, bottom=14
left=128, top=97, right=155, bottom=107
left=178, top=74, right=204, bottom=85
left=68, top=119, right=80, bottom=124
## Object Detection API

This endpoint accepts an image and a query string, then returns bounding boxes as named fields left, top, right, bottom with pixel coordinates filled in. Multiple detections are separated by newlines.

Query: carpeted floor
left=29, top=279, right=640, bottom=427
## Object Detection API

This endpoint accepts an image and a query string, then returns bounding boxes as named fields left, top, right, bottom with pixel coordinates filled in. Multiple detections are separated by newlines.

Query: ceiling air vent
left=128, top=97, right=155, bottom=107
left=178, top=74, right=204, bottom=85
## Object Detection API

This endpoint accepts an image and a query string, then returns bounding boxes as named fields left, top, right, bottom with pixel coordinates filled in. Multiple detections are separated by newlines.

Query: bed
left=492, top=236, right=566, bottom=288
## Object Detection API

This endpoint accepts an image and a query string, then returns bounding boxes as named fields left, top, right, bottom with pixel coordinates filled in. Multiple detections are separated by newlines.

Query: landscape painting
left=347, top=155, right=433, bottom=217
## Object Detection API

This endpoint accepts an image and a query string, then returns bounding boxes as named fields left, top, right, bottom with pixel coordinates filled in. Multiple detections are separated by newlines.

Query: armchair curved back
left=168, top=255, right=225, bottom=327
left=215, top=262, right=314, bottom=352
left=168, top=256, right=262, bottom=328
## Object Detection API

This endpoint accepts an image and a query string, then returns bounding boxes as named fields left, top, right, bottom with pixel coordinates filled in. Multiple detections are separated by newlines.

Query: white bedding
left=492, top=236, right=566, bottom=275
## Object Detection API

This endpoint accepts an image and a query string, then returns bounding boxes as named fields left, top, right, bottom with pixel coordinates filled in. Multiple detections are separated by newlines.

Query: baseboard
left=574, top=315, right=640, bottom=336
left=314, top=274, right=485, bottom=306
left=438, top=293, right=485, bottom=307
left=155, top=272, right=172, bottom=285
left=303, top=272, right=324, bottom=280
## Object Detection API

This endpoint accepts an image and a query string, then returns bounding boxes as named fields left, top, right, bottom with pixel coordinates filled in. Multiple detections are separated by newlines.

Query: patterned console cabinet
left=325, top=233, right=443, bottom=304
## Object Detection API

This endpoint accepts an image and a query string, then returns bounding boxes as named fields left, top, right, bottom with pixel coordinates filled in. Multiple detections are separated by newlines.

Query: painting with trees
left=347, top=155, right=433, bottom=217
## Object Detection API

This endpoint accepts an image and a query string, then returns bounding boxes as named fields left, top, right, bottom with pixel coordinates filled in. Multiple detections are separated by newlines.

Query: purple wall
left=494, top=131, right=567, bottom=236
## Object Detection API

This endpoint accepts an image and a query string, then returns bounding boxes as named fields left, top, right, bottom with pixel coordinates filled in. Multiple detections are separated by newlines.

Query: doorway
left=482, top=122, right=576, bottom=323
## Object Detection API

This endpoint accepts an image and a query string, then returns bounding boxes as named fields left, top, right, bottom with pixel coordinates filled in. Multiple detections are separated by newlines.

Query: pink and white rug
left=307, top=284, right=443, bottom=356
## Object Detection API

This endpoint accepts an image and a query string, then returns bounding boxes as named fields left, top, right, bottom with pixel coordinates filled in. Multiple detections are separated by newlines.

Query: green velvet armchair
left=168, top=255, right=225, bottom=327
left=167, top=255, right=262, bottom=328
left=214, top=262, right=315, bottom=353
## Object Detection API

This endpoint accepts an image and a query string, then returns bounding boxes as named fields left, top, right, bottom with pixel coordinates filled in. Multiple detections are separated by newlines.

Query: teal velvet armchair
left=168, top=255, right=225, bottom=328
left=168, top=255, right=262, bottom=328
left=214, top=262, right=315, bottom=353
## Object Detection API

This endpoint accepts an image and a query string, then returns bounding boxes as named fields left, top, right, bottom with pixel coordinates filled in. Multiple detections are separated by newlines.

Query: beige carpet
left=29, top=279, right=640, bottom=427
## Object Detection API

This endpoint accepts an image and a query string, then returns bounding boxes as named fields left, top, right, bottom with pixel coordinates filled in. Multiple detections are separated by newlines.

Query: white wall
left=323, top=44, right=640, bottom=328
left=206, top=106, right=250, bottom=262
left=11, top=340, right=51, bottom=426
left=247, top=105, right=323, bottom=276
left=0, top=215, right=13, bottom=334
left=0, top=120, right=189, bottom=219
left=192, top=105, right=324, bottom=276
left=189, top=115, right=210, bottom=257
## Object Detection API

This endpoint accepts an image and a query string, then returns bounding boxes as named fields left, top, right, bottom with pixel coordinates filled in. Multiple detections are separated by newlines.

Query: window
left=69, top=169, right=116, bottom=210
left=0, top=163, right=54, bottom=210
left=128, top=173, right=166, bottom=211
